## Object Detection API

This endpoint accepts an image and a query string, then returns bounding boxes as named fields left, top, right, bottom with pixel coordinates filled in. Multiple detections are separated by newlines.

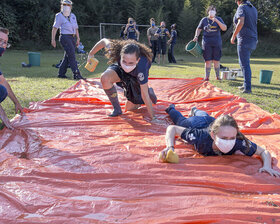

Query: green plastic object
left=260, top=70, right=273, bottom=84
left=185, top=41, right=203, bottom=57
left=28, top=52, right=41, bottom=66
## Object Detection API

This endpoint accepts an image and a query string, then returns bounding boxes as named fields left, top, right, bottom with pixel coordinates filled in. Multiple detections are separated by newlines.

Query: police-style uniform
left=233, top=0, right=258, bottom=92
left=107, top=56, right=151, bottom=104
left=169, top=29, right=177, bottom=63
left=156, top=27, right=169, bottom=55
left=197, top=17, right=225, bottom=61
left=53, top=11, right=82, bottom=79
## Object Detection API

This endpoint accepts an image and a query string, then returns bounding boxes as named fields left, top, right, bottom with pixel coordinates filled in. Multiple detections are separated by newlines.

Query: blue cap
left=61, top=0, right=72, bottom=5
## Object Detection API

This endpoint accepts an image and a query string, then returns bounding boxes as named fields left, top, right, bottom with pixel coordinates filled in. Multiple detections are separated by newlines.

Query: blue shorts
left=0, top=84, right=8, bottom=103
left=203, top=45, right=222, bottom=61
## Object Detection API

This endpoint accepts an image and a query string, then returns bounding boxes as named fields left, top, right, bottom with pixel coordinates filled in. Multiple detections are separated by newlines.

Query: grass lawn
left=0, top=50, right=279, bottom=122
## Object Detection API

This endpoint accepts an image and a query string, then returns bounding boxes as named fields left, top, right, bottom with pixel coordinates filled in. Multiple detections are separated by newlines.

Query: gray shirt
left=53, top=12, right=78, bottom=35
left=147, top=26, right=158, bottom=41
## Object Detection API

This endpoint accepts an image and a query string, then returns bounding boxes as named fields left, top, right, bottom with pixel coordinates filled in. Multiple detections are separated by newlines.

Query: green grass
left=0, top=50, right=279, bottom=122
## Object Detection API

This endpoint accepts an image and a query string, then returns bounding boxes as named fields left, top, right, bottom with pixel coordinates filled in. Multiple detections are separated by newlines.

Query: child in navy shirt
left=160, top=104, right=280, bottom=178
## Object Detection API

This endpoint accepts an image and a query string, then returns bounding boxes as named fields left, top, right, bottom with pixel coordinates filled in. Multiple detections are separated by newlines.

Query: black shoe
left=58, top=74, right=68, bottom=79
left=148, top=88, right=157, bottom=104
left=241, top=89, right=252, bottom=94
left=165, top=104, right=175, bottom=113
left=108, top=109, right=122, bottom=117
left=73, top=74, right=85, bottom=80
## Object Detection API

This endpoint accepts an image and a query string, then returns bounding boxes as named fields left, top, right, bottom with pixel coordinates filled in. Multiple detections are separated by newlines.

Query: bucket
left=185, top=41, right=203, bottom=57
left=28, top=52, right=41, bottom=66
left=260, top=70, right=273, bottom=84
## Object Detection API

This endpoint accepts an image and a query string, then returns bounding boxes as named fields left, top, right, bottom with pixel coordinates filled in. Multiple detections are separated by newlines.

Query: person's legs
left=59, top=35, right=83, bottom=80
left=157, top=40, right=162, bottom=64
left=203, top=45, right=213, bottom=80
left=237, top=44, right=253, bottom=92
left=125, top=101, right=141, bottom=111
left=101, top=69, right=122, bottom=117
left=213, top=46, right=222, bottom=80
left=213, top=60, right=220, bottom=79
left=58, top=36, right=69, bottom=78
left=170, top=43, right=176, bottom=63
left=204, top=61, right=212, bottom=80
left=162, top=42, right=166, bottom=64
left=167, top=107, right=190, bottom=127
left=152, top=40, right=157, bottom=62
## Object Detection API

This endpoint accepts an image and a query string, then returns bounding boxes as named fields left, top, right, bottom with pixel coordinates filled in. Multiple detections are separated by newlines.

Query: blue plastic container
left=259, top=70, right=273, bottom=84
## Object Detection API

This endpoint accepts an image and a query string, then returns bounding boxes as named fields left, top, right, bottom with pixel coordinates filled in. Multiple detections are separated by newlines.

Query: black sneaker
left=73, top=74, right=85, bottom=80
left=58, top=74, right=68, bottom=79
left=165, top=104, right=175, bottom=113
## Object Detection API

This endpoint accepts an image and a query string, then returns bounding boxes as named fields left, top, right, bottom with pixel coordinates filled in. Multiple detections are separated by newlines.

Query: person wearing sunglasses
left=0, top=27, right=23, bottom=129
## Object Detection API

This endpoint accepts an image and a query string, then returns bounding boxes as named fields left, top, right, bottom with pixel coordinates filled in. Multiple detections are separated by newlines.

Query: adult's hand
left=230, top=35, right=236, bottom=45
left=193, top=36, right=198, bottom=42
left=76, top=38, right=80, bottom=47
left=51, top=40, right=56, bottom=48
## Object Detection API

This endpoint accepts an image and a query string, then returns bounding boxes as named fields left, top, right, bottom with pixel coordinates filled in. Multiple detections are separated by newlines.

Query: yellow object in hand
left=166, top=149, right=179, bottom=163
left=85, top=57, right=99, bottom=72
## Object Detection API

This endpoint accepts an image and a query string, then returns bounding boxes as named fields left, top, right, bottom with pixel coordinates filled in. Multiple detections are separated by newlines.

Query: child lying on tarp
left=159, top=104, right=280, bottom=177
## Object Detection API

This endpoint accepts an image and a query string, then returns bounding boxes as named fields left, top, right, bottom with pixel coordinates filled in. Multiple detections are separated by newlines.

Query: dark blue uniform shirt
left=170, top=30, right=177, bottom=44
left=181, top=127, right=257, bottom=156
left=126, top=25, right=138, bottom=40
left=233, top=1, right=258, bottom=45
left=118, top=56, right=151, bottom=85
left=198, top=17, right=225, bottom=47
left=156, top=27, right=169, bottom=42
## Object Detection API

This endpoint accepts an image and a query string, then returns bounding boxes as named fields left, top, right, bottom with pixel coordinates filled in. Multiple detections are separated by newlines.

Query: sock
left=215, top=67, right=220, bottom=78
left=104, top=86, right=122, bottom=116
left=205, top=67, right=211, bottom=79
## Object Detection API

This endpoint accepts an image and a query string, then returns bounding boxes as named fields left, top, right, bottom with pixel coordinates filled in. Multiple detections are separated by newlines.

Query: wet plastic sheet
left=0, top=78, right=280, bottom=223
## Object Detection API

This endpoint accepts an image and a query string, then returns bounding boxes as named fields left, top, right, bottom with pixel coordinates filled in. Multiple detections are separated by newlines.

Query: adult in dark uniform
left=51, top=0, right=84, bottom=80
left=231, top=0, right=258, bottom=94
left=147, top=18, right=158, bottom=63
left=193, top=5, right=227, bottom=81
left=0, top=27, right=23, bottom=129
left=160, top=104, right=280, bottom=177
left=124, top=18, right=140, bottom=41
left=155, top=21, right=170, bottom=64
left=167, top=24, right=177, bottom=63
left=87, top=38, right=157, bottom=120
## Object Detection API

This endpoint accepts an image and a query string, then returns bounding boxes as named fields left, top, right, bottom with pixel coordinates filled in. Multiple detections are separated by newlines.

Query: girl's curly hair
left=105, top=39, right=152, bottom=64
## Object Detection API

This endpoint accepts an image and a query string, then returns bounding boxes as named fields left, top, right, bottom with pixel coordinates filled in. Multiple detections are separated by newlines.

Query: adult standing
left=0, top=27, right=23, bottom=129
left=231, top=0, right=258, bottom=94
left=193, top=6, right=227, bottom=81
left=155, top=21, right=170, bottom=64
left=147, top=18, right=158, bottom=63
left=167, top=24, right=177, bottom=63
left=124, top=18, right=140, bottom=41
left=51, top=0, right=84, bottom=80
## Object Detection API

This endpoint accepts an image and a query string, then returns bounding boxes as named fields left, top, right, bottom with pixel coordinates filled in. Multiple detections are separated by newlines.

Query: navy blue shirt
left=170, top=30, right=177, bottom=44
left=118, top=56, right=151, bottom=85
left=197, top=17, right=225, bottom=47
left=181, top=127, right=257, bottom=156
left=233, top=1, right=258, bottom=45
left=156, top=27, right=169, bottom=42
left=126, top=25, right=138, bottom=40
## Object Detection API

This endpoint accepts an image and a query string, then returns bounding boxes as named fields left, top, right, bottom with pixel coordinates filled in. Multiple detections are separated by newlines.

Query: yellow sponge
left=166, top=149, right=179, bottom=164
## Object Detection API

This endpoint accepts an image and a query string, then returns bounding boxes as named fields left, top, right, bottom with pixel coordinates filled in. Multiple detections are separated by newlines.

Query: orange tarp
left=0, top=78, right=279, bottom=223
